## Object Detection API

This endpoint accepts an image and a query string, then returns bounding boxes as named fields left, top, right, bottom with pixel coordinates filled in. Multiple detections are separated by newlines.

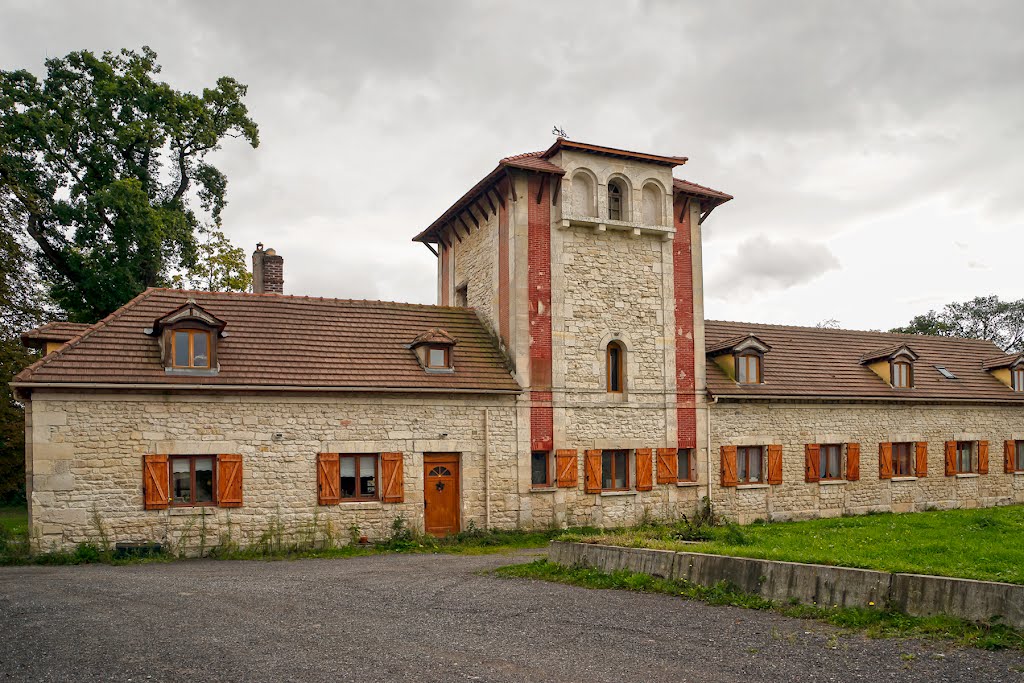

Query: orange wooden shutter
left=915, top=442, right=928, bottom=478
left=381, top=452, right=404, bottom=503
left=216, top=454, right=243, bottom=507
left=143, top=454, right=169, bottom=510
left=656, top=448, right=678, bottom=484
left=555, top=449, right=578, bottom=488
left=846, top=443, right=860, bottom=481
left=978, top=441, right=989, bottom=475
left=584, top=450, right=602, bottom=493
left=944, top=441, right=956, bottom=477
left=635, top=449, right=653, bottom=491
left=878, top=443, right=893, bottom=480
left=767, top=445, right=783, bottom=485
left=317, top=452, right=341, bottom=505
left=804, top=444, right=820, bottom=483
left=720, top=446, right=737, bottom=487
left=1006, top=440, right=1016, bottom=473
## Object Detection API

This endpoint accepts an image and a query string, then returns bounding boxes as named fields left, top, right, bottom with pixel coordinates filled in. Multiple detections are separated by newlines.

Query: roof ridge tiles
left=145, top=288, right=475, bottom=311
left=705, top=319, right=1003, bottom=346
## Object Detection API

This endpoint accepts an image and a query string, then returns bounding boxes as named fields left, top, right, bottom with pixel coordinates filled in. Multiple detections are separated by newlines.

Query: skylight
left=935, top=366, right=957, bottom=380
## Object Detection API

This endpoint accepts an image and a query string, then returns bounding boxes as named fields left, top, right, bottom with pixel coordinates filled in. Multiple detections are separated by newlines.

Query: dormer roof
left=860, top=343, right=919, bottom=365
left=706, top=334, right=772, bottom=357
left=982, top=352, right=1024, bottom=370
left=20, top=321, right=91, bottom=350
left=409, top=328, right=457, bottom=348
left=150, top=298, right=226, bottom=334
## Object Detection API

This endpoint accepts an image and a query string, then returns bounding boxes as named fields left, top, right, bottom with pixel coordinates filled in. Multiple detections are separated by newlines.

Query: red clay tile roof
left=14, top=289, right=520, bottom=393
left=20, top=321, right=92, bottom=349
left=672, top=179, right=733, bottom=204
left=541, top=139, right=688, bottom=166
left=983, top=352, right=1024, bottom=370
left=705, top=320, right=1024, bottom=403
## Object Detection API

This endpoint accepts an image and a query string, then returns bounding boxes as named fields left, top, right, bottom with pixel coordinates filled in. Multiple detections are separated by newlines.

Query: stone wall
left=452, top=207, right=498, bottom=335
left=709, top=401, right=1024, bottom=523
left=26, top=390, right=520, bottom=552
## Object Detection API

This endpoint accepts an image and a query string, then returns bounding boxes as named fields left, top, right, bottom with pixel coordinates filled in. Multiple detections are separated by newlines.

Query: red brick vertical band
left=528, top=174, right=553, bottom=451
left=673, top=195, right=697, bottom=449
left=498, top=197, right=510, bottom=344
left=439, top=240, right=451, bottom=306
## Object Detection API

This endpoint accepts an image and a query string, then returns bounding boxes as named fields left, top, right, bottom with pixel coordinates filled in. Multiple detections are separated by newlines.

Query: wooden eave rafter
left=551, top=176, right=561, bottom=206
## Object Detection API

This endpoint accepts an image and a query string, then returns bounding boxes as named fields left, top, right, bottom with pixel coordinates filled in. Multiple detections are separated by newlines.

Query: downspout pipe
left=706, top=394, right=718, bottom=504
left=483, top=408, right=491, bottom=530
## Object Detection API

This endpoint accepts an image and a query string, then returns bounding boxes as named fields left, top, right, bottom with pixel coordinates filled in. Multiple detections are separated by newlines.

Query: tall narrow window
left=737, top=446, right=764, bottom=484
left=608, top=180, right=625, bottom=221
left=531, top=451, right=551, bottom=487
left=677, top=448, right=695, bottom=482
left=819, top=444, right=843, bottom=480
left=892, top=361, right=911, bottom=388
left=893, top=442, right=914, bottom=476
left=1013, top=367, right=1024, bottom=391
left=171, top=330, right=212, bottom=369
left=956, top=441, right=974, bottom=473
left=736, top=353, right=761, bottom=384
left=601, top=449, right=629, bottom=490
left=607, top=342, right=624, bottom=393
left=1017, top=441, right=1024, bottom=471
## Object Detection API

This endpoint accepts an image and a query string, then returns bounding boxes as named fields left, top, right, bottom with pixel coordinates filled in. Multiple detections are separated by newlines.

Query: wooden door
left=423, top=453, right=460, bottom=537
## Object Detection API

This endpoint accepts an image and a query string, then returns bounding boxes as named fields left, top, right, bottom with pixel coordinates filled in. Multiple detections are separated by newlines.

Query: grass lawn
left=0, top=504, right=28, bottom=536
left=565, top=505, right=1024, bottom=585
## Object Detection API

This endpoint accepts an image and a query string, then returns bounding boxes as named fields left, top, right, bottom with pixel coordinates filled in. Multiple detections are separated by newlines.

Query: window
left=171, top=330, right=211, bottom=369
left=340, top=454, right=378, bottom=500
left=1016, top=441, right=1024, bottom=472
left=737, top=353, right=761, bottom=384
left=892, top=361, right=911, bottom=388
left=607, top=342, right=624, bottom=393
left=893, top=442, right=913, bottom=476
left=170, top=455, right=215, bottom=506
left=455, top=284, right=468, bottom=308
left=677, top=448, right=695, bottom=482
left=426, top=346, right=450, bottom=369
left=1013, top=367, right=1024, bottom=392
left=601, top=449, right=629, bottom=490
left=956, top=441, right=974, bottom=474
left=531, top=451, right=551, bottom=487
left=819, top=444, right=843, bottom=480
left=737, top=446, right=764, bottom=484
left=936, top=366, right=957, bottom=380
left=608, top=180, right=625, bottom=221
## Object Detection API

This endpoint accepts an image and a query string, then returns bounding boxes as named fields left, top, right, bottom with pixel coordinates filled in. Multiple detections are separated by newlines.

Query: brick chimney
left=252, top=243, right=284, bottom=294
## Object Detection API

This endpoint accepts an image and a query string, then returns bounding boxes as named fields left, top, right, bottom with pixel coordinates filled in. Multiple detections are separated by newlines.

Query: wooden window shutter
left=584, top=450, right=602, bottom=493
left=381, top=452, right=404, bottom=503
left=878, top=443, right=893, bottom=480
left=317, top=452, right=341, bottom=505
left=635, top=449, right=653, bottom=491
left=656, top=448, right=678, bottom=484
left=978, top=441, right=989, bottom=475
left=767, top=445, right=783, bottom=485
left=217, top=454, right=244, bottom=507
left=143, top=454, right=169, bottom=510
left=1006, top=440, right=1016, bottom=474
left=804, top=444, right=820, bottom=483
left=720, top=446, right=738, bottom=487
left=555, top=449, right=578, bottom=488
left=846, top=443, right=860, bottom=481
left=915, top=442, right=928, bottom=478
left=944, top=441, right=956, bottom=477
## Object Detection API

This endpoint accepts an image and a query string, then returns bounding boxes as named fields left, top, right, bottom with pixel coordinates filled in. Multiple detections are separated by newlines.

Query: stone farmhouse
left=14, top=138, right=1024, bottom=551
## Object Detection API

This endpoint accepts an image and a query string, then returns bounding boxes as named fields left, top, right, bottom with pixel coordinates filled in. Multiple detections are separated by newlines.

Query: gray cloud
left=708, top=236, right=840, bottom=296
left=2, top=0, right=1022, bottom=323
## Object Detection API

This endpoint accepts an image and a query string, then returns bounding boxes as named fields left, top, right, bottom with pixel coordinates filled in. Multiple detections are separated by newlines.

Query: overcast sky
left=4, top=0, right=1023, bottom=330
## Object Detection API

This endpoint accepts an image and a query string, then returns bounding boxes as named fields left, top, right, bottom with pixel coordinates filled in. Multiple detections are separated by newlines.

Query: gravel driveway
left=1, top=550, right=1021, bottom=682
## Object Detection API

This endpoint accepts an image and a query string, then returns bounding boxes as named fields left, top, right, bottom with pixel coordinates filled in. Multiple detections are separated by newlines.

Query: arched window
left=572, top=171, right=596, bottom=217
left=607, top=341, right=625, bottom=393
left=641, top=183, right=663, bottom=225
left=608, top=179, right=627, bottom=221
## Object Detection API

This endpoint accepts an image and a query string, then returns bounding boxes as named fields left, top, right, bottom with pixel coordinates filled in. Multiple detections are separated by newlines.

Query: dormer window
left=426, top=345, right=450, bottom=369
left=706, top=334, right=771, bottom=386
left=861, top=344, right=918, bottom=389
left=172, top=329, right=212, bottom=369
left=149, top=298, right=225, bottom=374
left=737, top=353, right=762, bottom=384
left=892, top=360, right=912, bottom=388
left=409, top=328, right=456, bottom=372
left=1014, top=367, right=1024, bottom=391
left=982, top=353, right=1024, bottom=390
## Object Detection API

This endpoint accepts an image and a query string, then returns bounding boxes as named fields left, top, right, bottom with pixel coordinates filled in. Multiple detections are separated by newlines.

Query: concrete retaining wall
left=549, top=541, right=1024, bottom=629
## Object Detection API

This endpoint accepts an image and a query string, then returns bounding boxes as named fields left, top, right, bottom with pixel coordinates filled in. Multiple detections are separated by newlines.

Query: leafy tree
left=891, top=295, right=1024, bottom=352
left=172, top=225, right=252, bottom=293
left=0, top=47, right=259, bottom=322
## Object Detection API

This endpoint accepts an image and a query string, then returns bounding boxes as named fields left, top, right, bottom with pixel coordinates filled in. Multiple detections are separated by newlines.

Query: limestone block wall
left=26, top=390, right=520, bottom=552
left=451, top=207, right=498, bottom=333
left=709, top=401, right=1024, bottom=523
